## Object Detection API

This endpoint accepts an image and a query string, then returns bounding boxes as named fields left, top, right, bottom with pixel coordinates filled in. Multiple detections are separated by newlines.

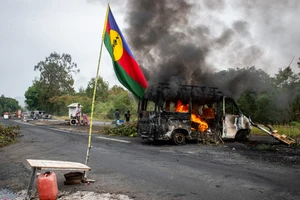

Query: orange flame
left=175, top=100, right=189, bottom=112
left=175, top=100, right=208, bottom=132
left=191, top=111, right=208, bottom=132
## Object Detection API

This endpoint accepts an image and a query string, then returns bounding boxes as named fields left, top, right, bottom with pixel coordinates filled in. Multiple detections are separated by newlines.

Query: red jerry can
left=37, top=171, right=58, bottom=200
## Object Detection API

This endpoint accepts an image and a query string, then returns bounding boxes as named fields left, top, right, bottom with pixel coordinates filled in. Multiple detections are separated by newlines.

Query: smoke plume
left=124, top=0, right=268, bottom=99
left=87, top=0, right=300, bottom=99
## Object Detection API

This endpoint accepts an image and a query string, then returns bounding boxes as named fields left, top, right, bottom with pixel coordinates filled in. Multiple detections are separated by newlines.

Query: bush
left=100, top=122, right=137, bottom=137
left=290, top=121, right=300, bottom=127
left=0, top=124, right=21, bottom=148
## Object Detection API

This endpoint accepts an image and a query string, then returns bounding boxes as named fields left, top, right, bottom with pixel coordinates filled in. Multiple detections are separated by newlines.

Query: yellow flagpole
left=84, top=4, right=110, bottom=178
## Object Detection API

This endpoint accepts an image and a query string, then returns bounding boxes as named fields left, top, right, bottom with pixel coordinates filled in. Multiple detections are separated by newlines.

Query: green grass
left=251, top=125, right=300, bottom=138
left=290, top=121, right=300, bottom=127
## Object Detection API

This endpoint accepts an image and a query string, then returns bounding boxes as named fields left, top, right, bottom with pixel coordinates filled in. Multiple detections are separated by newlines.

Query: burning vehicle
left=137, top=83, right=296, bottom=145
left=137, top=83, right=252, bottom=145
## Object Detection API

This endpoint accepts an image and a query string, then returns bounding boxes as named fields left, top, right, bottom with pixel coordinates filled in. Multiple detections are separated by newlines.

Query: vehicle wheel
left=235, top=130, right=250, bottom=142
left=70, top=119, right=77, bottom=125
left=172, top=132, right=186, bottom=145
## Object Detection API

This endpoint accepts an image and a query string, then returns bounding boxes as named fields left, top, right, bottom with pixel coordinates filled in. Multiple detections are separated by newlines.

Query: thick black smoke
left=124, top=0, right=269, bottom=99
left=125, top=1, right=227, bottom=98
left=87, top=0, right=300, bottom=100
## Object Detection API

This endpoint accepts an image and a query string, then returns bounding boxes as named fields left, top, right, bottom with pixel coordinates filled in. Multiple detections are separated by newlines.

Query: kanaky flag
left=102, top=5, right=148, bottom=99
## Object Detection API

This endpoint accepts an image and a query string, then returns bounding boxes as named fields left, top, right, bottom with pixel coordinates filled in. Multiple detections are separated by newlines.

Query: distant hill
left=14, top=96, right=26, bottom=108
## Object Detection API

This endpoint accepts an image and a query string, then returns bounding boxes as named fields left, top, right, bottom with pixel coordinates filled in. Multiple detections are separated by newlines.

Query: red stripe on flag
left=118, top=50, right=148, bottom=89
left=106, top=20, right=111, bottom=34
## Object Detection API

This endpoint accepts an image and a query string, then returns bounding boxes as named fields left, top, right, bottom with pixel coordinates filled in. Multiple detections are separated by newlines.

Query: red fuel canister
left=37, top=171, right=58, bottom=200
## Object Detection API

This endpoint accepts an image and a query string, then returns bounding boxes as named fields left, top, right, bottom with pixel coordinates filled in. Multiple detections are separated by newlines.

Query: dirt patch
left=0, top=189, right=133, bottom=200
left=224, top=138, right=300, bottom=167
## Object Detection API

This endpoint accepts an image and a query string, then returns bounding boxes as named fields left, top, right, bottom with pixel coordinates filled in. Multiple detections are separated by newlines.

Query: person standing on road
left=75, top=104, right=81, bottom=126
left=115, top=109, right=120, bottom=121
left=124, top=110, right=131, bottom=123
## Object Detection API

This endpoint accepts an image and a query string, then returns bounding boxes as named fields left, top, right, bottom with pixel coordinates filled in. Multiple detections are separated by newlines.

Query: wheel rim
left=173, top=133, right=185, bottom=145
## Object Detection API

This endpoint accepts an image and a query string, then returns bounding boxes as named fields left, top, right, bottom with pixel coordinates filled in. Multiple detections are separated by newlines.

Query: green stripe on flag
left=104, top=33, right=113, bottom=58
left=104, top=32, right=146, bottom=99
left=113, top=62, right=146, bottom=99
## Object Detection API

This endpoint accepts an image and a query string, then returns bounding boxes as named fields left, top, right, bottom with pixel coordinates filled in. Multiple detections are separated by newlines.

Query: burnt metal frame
left=139, top=83, right=225, bottom=139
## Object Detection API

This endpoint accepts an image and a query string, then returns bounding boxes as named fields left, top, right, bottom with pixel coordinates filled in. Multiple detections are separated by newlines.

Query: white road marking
left=96, top=136, right=131, bottom=144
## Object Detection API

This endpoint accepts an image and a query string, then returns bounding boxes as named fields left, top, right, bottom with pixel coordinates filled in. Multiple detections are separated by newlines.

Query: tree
left=273, top=66, right=298, bottom=89
left=77, top=86, right=87, bottom=96
left=109, top=85, right=125, bottom=95
left=85, top=76, right=109, bottom=102
left=49, top=95, right=92, bottom=116
left=0, top=95, right=21, bottom=113
left=92, top=85, right=138, bottom=120
left=106, top=87, right=138, bottom=119
left=236, top=90, right=257, bottom=118
left=291, top=91, right=300, bottom=121
left=24, top=82, right=40, bottom=110
left=213, top=66, right=272, bottom=99
left=253, top=93, right=279, bottom=124
left=272, top=66, right=300, bottom=123
left=29, top=52, right=79, bottom=113
left=0, top=105, right=3, bottom=116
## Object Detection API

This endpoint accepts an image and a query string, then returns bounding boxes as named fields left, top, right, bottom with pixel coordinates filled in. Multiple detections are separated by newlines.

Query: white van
left=3, top=112, right=9, bottom=119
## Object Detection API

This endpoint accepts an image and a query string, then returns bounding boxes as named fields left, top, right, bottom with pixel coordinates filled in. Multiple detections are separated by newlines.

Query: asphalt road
left=1, top=119, right=300, bottom=200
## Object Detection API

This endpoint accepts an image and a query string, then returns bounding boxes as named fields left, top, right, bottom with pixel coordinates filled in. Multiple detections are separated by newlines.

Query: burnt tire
left=235, top=130, right=250, bottom=142
left=172, top=132, right=186, bottom=145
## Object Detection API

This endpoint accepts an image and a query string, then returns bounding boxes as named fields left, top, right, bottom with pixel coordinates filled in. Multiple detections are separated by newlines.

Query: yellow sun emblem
left=110, top=30, right=123, bottom=61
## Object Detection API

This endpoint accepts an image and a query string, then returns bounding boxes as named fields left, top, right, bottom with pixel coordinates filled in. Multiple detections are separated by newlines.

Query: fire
left=191, top=110, right=208, bottom=132
left=175, top=100, right=189, bottom=112
left=175, top=100, right=208, bottom=132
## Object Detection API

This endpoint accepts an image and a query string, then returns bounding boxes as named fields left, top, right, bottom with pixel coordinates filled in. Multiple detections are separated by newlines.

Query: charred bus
left=137, top=83, right=252, bottom=145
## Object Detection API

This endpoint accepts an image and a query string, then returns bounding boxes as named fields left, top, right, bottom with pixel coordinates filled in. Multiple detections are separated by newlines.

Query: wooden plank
left=26, top=159, right=91, bottom=171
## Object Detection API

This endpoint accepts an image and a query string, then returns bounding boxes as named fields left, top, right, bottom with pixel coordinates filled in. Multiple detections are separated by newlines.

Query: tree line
left=214, top=66, right=300, bottom=124
left=24, top=52, right=137, bottom=119
left=0, top=95, right=21, bottom=115
left=24, top=52, right=300, bottom=124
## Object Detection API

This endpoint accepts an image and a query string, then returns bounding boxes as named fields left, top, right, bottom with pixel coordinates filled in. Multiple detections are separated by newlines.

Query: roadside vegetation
left=251, top=123, right=300, bottom=139
left=99, top=122, right=138, bottom=137
left=0, top=124, right=21, bottom=148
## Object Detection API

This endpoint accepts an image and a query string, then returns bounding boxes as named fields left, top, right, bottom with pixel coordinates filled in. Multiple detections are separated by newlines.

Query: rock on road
left=0, top=119, right=300, bottom=200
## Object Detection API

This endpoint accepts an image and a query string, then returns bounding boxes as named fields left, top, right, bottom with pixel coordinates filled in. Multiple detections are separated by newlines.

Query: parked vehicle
left=3, top=112, right=9, bottom=120
left=30, top=111, right=52, bottom=120
left=21, top=112, right=31, bottom=122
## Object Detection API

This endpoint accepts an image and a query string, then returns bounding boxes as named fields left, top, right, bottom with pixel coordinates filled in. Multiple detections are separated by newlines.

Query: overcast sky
left=0, top=0, right=122, bottom=99
left=0, top=0, right=299, bottom=100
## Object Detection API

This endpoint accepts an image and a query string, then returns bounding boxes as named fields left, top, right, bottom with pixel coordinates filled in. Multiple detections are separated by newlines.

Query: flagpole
left=84, top=39, right=104, bottom=165
left=84, top=4, right=109, bottom=181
